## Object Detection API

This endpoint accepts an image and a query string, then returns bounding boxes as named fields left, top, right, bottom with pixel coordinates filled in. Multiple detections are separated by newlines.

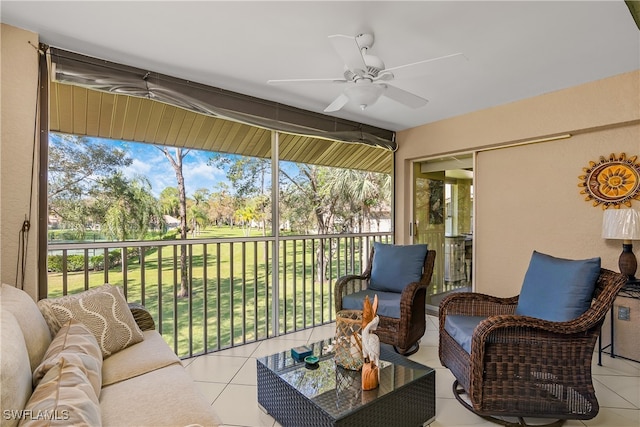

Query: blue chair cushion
left=341, top=289, right=402, bottom=319
left=369, top=243, right=428, bottom=293
left=444, top=315, right=486, bottom=354
left=514, top=251, right=601, bottom=322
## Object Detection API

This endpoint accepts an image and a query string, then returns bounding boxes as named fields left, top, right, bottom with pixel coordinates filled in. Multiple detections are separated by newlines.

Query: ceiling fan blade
left=328, top=34, right=367, bottom=75
left=382, top=84, right=429, bottom=109
left=324, top=93, right=350, bottom=112
left=267, top=78, right=347, bottom=85
left=383, top=53, right=468, bottom=80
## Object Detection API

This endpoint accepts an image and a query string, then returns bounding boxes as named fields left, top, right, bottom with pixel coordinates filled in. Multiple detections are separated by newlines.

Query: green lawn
left=47, top=226, right=370, bottom=357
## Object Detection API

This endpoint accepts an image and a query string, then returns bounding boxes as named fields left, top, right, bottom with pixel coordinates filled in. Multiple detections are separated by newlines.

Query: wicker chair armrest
left=128, top=302, right=156, bottom=331
left=439, top=292, right=519, bottom=317
left=334, top=274, right=368, bottom=312
left=398, top=281, right=427, bottom=315
left=476, top=313, right=591, bottom=340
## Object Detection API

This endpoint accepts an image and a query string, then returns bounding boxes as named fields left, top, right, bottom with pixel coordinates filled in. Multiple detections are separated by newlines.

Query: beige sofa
left=0, top=283, right=221, bottom=427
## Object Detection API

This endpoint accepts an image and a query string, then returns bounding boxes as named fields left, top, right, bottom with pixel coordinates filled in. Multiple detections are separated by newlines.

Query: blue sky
left=119, top=141, right=227, bottom=197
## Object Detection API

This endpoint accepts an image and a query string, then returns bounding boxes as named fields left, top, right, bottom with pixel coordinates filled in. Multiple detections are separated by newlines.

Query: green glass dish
left=304, top=355, right=319, bottom=365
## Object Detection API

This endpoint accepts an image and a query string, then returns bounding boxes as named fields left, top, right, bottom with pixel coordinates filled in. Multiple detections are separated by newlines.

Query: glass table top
left=257, top=338, right=434, bottom=419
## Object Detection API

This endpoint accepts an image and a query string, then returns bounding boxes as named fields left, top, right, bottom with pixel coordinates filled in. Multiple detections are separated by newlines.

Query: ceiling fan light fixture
left=271, top=32, right=463, bottom=113
left=345, top=83, right=384, bottom=110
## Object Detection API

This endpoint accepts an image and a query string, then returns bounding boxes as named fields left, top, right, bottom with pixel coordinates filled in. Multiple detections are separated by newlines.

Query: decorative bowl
left=304, top=355, right=319, bottom=365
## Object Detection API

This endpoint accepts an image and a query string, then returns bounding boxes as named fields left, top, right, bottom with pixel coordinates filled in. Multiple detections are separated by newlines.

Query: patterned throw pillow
left=38, top=284, right=144, bottom=358
left=33, top=320, right=103, bottom=397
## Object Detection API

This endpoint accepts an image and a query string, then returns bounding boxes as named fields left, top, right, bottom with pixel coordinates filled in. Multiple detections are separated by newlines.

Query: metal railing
left=46, top=232, right=392, bottom=358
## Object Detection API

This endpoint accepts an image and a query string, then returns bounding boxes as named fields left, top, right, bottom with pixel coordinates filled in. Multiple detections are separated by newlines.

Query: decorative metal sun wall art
left=578, top=153, right=640, bottom=209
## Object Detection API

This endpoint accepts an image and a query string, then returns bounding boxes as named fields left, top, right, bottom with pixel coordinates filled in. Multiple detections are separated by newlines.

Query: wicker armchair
left=335, top=246, right=436, bottom=355
left=128, top=302, right=156, bottom=331
left=438, top=268, right=627, bottom=427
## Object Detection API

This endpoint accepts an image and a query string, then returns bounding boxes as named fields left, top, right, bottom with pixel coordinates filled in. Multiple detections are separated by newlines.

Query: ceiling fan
left=268, top=33, right=467, bottom=112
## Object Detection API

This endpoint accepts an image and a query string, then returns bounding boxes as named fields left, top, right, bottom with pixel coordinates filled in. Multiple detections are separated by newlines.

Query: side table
left=598, top=279, right=640, bottom=365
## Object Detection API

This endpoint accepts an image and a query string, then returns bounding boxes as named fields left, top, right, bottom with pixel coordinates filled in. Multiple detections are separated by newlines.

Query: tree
left=326, top=169, right=391, bottom=232
left=93, top=173, right=158, bottom=270
left=209, top=153, right=391, bottom=281
left=189, top=188, right=210, bottom=236
left=279, top=164, right=341, bottom=281
left=159, top=187, right=180, bottom=219
left=158, top=147, right=191, bottom=297
left=48, top=134, right=132, bottom=236
left=209, top=154, right=271, bottom=235
left=234, top=203, right=257, bottom=236
left=280, top=164, right=338, bottom=235
left=207, top=183, right=235, bottom=226
left=280, top=165, right=391, bottom=280
left=279, top=185, right=314, bottom=233
left=98, top=174, right=158, bottom=241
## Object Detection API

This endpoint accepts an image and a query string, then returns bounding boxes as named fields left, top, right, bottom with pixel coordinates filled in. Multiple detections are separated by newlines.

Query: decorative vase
left=334, top=310, right=364, bottom=370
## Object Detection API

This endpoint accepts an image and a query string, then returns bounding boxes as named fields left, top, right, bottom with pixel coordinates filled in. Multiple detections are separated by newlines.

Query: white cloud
left=123, top=158, right=153, bottom=177
left=182, top=159, right=225, bottom=196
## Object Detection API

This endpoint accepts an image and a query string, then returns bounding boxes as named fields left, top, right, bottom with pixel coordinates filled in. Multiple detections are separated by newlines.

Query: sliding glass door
left=413, top=155, right=473, bottom=312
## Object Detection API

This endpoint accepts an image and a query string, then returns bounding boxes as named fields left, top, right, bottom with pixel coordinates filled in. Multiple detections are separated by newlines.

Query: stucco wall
left=396, top=70, right=640, bottom=296
left=1, top=24, right=40, bottom=299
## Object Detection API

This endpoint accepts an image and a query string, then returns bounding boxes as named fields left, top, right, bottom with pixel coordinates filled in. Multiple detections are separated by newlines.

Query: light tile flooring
left=182, top=315, right=640, bottom=427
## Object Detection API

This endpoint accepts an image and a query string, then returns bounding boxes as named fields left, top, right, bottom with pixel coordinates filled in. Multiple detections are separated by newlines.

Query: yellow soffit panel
left=49, top=82, right=392, bottom=174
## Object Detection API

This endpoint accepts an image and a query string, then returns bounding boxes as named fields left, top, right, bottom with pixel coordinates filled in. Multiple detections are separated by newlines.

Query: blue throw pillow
left=515, top=251, right=601, bottom=322
left=369, top=243, right=428, bottom=293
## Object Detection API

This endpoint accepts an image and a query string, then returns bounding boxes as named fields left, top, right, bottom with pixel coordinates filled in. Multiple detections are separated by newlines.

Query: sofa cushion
left=33, top=320, right=103, bottom=397
left=444, top=315, right=486, bottom=354
left=20, top=357, right=101, bottom=427
left=100, top=363, right=221, bottom=427
left=1, top=310, right=33, bottom=427
left=369, top=243, right=427, bottom=293
left=102, top=330, right=180, bottom=386
left=515, top=251, right=601, bottom=322
left=1, top=283, right=52, bottom=372
left=342, top=289, right=401, bottom=318
left=38, top=284, right=144, bottom=358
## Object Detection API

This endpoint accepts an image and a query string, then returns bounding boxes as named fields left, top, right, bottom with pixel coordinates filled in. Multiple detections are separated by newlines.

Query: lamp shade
left=602, top=209, right=640, bottom=240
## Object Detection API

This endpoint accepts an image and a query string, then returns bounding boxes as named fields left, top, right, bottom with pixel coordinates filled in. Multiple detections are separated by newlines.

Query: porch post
left=271, top=131, right=280, bottom=337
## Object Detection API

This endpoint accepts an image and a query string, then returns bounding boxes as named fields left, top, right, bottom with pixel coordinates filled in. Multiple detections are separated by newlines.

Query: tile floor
left=182, top=315, right=640, bottom=427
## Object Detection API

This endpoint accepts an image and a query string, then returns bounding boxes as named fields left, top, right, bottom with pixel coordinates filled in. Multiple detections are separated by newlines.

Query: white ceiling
left=2, top=1, right=639, bottom=132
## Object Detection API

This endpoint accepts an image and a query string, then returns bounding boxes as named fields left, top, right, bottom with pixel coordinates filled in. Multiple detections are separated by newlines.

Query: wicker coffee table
left=257, top=339, right=435, bottom=427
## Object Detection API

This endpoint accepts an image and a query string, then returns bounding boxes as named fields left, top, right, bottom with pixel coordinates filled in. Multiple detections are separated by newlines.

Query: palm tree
left=327, top=169, right=391, bottom=232
left=189, top=188, right=210, bottom=236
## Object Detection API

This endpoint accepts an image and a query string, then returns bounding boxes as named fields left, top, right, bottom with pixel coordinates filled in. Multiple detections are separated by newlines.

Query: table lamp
left=602, top=209, right=640, bottom=279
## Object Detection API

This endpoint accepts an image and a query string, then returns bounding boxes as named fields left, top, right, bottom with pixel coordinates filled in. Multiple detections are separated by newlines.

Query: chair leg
left=394, top=342, right=419, bottom=356
left=452, top=381, right=566, bottom=427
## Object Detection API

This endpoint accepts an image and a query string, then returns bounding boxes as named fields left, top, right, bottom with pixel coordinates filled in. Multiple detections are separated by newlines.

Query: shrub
left=47, top=254, right=86, bottom=272
left=49, top=247, right=144, bottom=273
left=162, top=230, right=179, bottom=240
